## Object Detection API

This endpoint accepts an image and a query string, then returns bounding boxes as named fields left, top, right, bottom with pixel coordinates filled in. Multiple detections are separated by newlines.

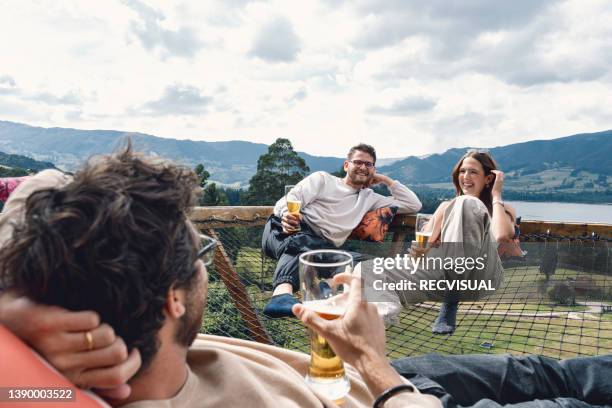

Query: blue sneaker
left=432, top=301, right=458, bottom=335
left=263, top=294, right=300, bottom=318
left=318, top=281, right=332, bottom=298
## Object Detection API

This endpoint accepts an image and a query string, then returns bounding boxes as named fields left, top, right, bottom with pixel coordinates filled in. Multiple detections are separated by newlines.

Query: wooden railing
left=191, top=206, right=612, bottom=238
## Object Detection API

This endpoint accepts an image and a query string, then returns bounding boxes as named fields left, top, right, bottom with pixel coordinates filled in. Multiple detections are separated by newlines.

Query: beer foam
left=303, top=298, right=346, bottom=317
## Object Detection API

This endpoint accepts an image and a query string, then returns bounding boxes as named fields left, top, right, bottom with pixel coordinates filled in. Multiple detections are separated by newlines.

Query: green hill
left=378, top=131, right=612, bottom=199
left=0, top=150, right=57, bottom=177
left=0, top=151, right=56, bottom=171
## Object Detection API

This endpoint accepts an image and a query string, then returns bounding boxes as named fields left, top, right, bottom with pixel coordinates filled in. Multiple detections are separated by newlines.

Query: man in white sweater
left=263, top=143, right=421, bottom=317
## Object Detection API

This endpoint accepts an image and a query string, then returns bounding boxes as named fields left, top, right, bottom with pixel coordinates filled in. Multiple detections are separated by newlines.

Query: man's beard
left=175, top=287, right=206, bottom=347
left=348, top=169, right=372, bottom=186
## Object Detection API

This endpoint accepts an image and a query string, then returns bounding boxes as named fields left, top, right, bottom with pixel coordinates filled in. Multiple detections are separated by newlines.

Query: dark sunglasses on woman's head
left=197, top=234, right=218, bottom=266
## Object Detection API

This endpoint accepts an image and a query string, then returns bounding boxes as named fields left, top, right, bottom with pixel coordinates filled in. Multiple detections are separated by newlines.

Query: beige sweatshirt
left=122, top=334, right=441, bottom=408
left=274, top=172, right=422, bottom=246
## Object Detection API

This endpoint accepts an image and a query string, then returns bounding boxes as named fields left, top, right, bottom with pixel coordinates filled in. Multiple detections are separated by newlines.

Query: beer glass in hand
left=415, top=213, right=432, bottom=246
left=299, top=250, right=352, bottom=401
left=285, top=185, right=301, bottom=232
left=412, top=213, right=433, bottom=258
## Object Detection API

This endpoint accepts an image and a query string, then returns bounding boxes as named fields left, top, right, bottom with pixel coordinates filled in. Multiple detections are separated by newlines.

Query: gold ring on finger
left=85, top=331, right=94, bottom=351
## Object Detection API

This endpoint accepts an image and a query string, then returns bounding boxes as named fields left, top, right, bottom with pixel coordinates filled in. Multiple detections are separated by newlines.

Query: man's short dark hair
left=0, top=145, right=200, bottom=369
left=347, top=143, right=376, bottom=164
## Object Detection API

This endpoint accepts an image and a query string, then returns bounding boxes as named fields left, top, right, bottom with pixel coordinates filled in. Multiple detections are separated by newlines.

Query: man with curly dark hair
left=1, top=146, right=204, bottom=372
left=0, top=146, right=216, bottom=403
left=0, top=146, right=442, bottom=407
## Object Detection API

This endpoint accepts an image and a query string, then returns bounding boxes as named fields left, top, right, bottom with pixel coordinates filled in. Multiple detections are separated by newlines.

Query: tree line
left=195, top=138, right=311, bottom=207
left=195, top=137, right=448, bottom=213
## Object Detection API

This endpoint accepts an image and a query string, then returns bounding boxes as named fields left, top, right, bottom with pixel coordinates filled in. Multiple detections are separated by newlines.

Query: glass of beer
left=415, top=213, right=432, bottom=246
left=299, top=250, right=353, bottom=402
left=285, top=185, right=301, bottom=232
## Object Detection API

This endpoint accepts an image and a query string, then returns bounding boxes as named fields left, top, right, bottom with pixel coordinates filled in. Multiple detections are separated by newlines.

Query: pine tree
left=331, top=165, right=346, bottom=178
left=245, top=138, right=310, bottom=205
left=194, top=164, right=210, bottom=189
left=202, top=182, right=229, bottom=206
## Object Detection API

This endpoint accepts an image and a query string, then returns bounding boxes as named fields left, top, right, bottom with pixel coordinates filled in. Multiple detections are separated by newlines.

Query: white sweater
left=274, top=171, right=422, bottom=246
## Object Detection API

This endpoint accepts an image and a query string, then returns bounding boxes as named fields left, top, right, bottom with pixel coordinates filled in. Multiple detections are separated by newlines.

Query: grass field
left=249, top=300, right=612, bottom=360
left=383, top=306, right=611, bottom=360
left=204, top=245, right=612, bottom=359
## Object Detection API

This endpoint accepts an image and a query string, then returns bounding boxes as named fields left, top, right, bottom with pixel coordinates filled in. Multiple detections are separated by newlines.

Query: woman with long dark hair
left=427, top=150, right=516, bottom=334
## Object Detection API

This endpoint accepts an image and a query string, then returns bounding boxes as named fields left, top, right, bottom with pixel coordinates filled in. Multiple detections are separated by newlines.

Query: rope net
left=199, top=221, right=611, bottom=360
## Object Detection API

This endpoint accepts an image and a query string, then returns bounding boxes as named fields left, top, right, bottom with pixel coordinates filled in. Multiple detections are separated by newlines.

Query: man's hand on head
left=0, top=292, right=141, bottom=400
left=366, top=174, right=394, bottom=188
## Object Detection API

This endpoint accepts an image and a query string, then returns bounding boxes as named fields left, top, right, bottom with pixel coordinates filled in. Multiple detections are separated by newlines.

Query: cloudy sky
left=1, top=0, right=611, bottom=158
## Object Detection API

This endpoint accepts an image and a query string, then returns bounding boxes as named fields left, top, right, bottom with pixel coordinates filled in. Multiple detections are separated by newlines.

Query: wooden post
left=205, top=228, right=273, bottom=345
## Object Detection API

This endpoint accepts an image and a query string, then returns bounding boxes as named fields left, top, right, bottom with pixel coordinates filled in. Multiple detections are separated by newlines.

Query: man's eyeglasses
left=349, top=159, right=375, bottom=168
left=197, top=234, right=218, bottom=266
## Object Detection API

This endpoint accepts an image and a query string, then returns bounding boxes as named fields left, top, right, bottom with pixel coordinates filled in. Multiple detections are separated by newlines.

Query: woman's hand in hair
left=490, top=170, right=505, bottom=200
left=488, top=170, right=516, bottom=241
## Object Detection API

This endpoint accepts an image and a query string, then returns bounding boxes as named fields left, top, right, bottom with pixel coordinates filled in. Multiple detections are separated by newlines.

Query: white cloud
left=122, top=0, right=204, bottom=58
left=368, top=96, right=437, bottom=116
left=249, top=16, right=301, bottom=62
left=286, top=87, right=307, bottom=104
left=0, top=0, right=611, bottom=158
left=27, top=91, right=83, bottom=106
left=139, top=84, right=213, bottom=116
left=0, top=75, right=17, bottom=88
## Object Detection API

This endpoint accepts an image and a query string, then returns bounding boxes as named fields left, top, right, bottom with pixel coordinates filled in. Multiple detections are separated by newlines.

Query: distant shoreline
left=507, top=199, right=612, bottom=206
left=501, top=192, right=612, bottom=206
left=507, top=200, right=612, bottom=224
left=412, top=186, right=612, bottom=206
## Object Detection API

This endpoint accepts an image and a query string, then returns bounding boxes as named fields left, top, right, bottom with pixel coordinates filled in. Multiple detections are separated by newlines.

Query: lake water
left=507, top=201, right=612, bottom=224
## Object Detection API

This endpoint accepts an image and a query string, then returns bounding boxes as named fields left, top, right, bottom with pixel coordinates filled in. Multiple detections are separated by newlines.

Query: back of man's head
left=0, top=145, right=200, bottom=369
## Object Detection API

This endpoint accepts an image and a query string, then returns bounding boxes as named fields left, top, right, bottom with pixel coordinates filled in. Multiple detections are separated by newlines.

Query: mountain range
left=0, top=120, right=610, bottom=196
left=377, top=131, right=611, bottom=195
left=0, top=121, right=342, bottom=186
left=379, top=131, right=612, bottom=181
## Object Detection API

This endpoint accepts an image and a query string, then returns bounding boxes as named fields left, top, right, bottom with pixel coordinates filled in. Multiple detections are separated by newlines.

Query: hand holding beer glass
left=299, top=250, right=352, bottom=401
left=285, top=185, right=301, bottom=232
left=412, top=213, right=432, bottom=258
left=415, top=213, right=432, bottom=245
